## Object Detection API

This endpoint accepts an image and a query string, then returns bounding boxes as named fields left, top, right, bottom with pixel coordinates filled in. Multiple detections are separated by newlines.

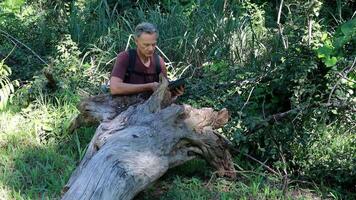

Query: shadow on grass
left=0, top=126, right=96, bottom=199
left=134, top=159, right=213, bottom=200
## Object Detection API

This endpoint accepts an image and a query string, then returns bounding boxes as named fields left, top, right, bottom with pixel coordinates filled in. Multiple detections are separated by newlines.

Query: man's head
left=134, top=22, right=158, bottom=58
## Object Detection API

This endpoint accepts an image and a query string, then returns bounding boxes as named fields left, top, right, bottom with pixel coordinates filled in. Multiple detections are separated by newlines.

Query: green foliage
left=50, top=35, right=95, bottom=91
left=155, top=175, right=313, bottom=200
left=0, top=60, right=18, bottom=110
left=1, top=0, right=355, bottom=198
left=0, top=0, right=25, bottom=13
left=316, top=18, right=356, bottom=68
left=0, top=0, right=67, bottom=81
left=181, top=0, right=355, bottom=190
left=0, top=92, right=95, bottom=198
left=293, top=121, right=355, bottom=186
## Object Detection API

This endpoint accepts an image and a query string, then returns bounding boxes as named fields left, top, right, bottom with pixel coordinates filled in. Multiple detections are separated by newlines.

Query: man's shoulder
left=117, top=50, right=129, bottom=58
left=115, top=51, right=130, bottom=64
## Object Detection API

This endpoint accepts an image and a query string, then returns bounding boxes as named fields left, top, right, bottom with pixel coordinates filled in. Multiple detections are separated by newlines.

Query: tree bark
left=62, top=77, right=236, bottom=200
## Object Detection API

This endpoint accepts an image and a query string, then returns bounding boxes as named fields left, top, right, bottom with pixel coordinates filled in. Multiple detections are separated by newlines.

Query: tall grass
left=67, top=0, right=263, bottom=79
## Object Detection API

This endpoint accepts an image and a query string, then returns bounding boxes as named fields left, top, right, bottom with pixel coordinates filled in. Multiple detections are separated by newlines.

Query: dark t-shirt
left=111, top=50, right=167, bottom=84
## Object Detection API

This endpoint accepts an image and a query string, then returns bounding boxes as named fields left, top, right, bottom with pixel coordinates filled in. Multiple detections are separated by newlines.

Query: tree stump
left=62, top=77, right=236, bottom=200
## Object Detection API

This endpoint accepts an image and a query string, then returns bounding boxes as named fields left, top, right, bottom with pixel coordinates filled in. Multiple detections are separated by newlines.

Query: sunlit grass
left=0, top=94, right=89, bottom=199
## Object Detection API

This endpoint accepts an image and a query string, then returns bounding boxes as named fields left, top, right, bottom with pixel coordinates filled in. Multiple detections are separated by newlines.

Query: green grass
left=0, top=94, right=95, bottom=199
left=136, top=162, right=329, bottom=200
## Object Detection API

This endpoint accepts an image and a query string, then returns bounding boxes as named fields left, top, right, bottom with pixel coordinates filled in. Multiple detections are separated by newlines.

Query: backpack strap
left=153, top=53, right=161, bottom=81
left=125, top=48, right=162, bottom=83
left=124, top=49, right=137, bottom=82
left=128, top=49, right=137, bottom=73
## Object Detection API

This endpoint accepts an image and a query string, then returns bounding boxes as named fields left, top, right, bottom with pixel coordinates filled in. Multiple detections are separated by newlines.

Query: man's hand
left=110, top=77, right=160, bottom=95
left=149, top=82, right=160, bottom=92
left=171, top=85, right=185, bottom=97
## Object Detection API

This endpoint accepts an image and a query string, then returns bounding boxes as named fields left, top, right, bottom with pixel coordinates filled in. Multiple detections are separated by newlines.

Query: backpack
left=124, top=49, right=161, bottom=83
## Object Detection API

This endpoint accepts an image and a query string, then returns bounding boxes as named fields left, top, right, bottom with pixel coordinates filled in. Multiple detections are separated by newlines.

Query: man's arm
left=110, top=76, right=158, bottom=95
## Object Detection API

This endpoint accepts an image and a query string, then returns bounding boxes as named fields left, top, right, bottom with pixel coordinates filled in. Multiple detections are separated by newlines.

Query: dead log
left=68, top=93, right=146, bottom=133
left=62, top=77, right=236, bottom=200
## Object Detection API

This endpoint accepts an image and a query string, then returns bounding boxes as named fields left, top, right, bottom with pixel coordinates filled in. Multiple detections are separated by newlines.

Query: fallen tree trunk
left=68, top=93, right=146, bottom=133
left=62, top=77, right=236, bottom=200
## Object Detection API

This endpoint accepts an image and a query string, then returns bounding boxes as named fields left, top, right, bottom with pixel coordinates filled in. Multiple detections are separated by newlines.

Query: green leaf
left=317, top=45, right=333, bottom=58
left=333, top=36, right=350, bottom=49
left=325, top=56, right=338, bottom=67
left=321, top=33, right=328, bottom=41
left=340, top=18, right=356, bottom=36
left=331, top=109, right=337, bottom=114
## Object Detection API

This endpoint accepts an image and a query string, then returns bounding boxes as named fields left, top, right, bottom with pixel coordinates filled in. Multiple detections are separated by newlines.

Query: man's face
left=135, top=32, right=157, bottom=58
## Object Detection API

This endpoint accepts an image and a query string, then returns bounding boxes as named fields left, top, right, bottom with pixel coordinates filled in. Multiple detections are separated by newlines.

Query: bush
left=0, top=60, right=18, bottom=110
left=180, top=3, right=355, bottom=189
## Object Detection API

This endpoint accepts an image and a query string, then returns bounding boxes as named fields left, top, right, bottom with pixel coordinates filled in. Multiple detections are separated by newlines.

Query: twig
left=206, top=171, right=218, bottom=187
left=308, top=17, right=313, bottom=46
left=214, top=78, right=257, bottom=90
left=0, top=29, right=49, bottom=66
left=106, top=56, right=117, bottom=66
left=239, top=86, right=255, bottom=117
left=3, top=44, right=17, bottom=61
left=337, top=72, right=356, bottom=84
left=328, top=57, right=356, bottom=104
left=240, top=153, right=280, bottom=176
left=288, top=179, right=314, bottom=185
left=246, top=106, right=306, bottom=133
left=124, top=34, right=134, bottom=51
left=228, top=145, right=280, bottom=176
left=223, top=0, right=228, bottom=14
left=270, top=106, right=305, bottom=122
left=262, top=96, right=266, bottom=120
left=213, top=131, right=281, bottom=177
left=233, top=163, right=245, bottom=171
left=0, top=46, right=18, bottom=66
left=278, top=145, right=289, bottom=196
left=292, top=108, right=303, bottom=123
left=156, top=45, right=173, bottom=67
left=277, top=0, right=287, bottom=49
left=336, top=0, right=343, bottom=21
left=277, top=0, right=284, bottom=25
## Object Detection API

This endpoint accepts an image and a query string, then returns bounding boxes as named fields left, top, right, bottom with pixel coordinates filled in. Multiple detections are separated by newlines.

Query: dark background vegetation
left=0, top=0, right=355, bottom=199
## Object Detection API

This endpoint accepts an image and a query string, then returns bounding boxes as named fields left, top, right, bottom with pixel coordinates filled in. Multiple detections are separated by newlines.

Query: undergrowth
left=0, top=0, right=355, bottom=199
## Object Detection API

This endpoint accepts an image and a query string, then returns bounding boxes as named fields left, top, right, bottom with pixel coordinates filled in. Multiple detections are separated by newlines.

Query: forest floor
left=0, top=103, right=343, bottom=200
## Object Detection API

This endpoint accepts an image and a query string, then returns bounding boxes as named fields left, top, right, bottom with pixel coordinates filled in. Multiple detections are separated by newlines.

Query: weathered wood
left=62, top=77, right=235, bottom=200
left=68, top=93, right=149, bottom=133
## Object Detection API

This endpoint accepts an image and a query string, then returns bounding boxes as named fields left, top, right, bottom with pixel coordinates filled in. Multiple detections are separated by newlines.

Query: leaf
left=333, top=36, right=350, bottom=49
left=321, top=33, right=328, bottom=41
left=317, top=45, right=333, bottom=58
left=325, top=56, right=338, bottom=67
left=340, top=18, right=356, bottom=36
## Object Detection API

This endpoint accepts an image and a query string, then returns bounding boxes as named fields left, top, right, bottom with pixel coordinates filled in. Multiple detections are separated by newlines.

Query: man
left=110, top=22, right=183, bottom=97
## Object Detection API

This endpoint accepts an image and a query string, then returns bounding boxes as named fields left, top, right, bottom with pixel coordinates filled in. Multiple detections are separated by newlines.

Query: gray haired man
left=110, top=22, right=184, bottom=97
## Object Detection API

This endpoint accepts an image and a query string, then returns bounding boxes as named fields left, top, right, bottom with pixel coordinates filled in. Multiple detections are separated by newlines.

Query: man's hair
left=134, top=22, right=158, bottom=38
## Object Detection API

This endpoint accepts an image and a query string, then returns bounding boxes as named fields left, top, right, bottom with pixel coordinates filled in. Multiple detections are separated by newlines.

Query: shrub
left=0, top=60, right=18, bottom=110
